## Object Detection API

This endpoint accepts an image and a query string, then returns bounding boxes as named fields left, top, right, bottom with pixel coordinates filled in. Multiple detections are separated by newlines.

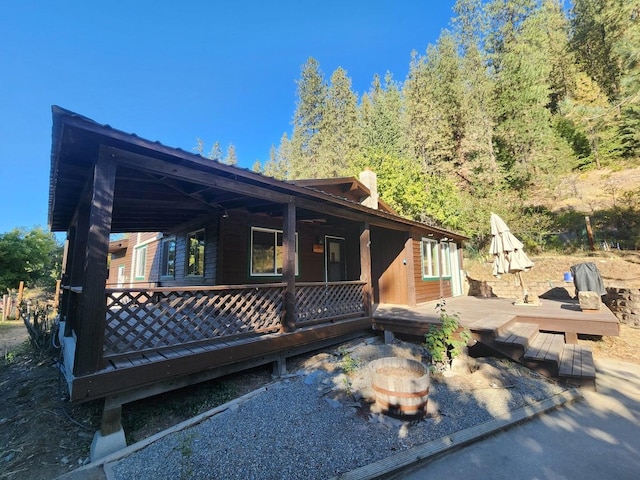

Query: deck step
left=559, top=344, right=596, bottom=379
left=523, top=333, right=564, bottom=364
left=494, top=322, right=539, bottom=349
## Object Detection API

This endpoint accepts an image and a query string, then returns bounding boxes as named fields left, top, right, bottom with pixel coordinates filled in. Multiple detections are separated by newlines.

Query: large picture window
left=134, top=245, right=147, bottom=280
left=421, top=238, right=439, bottom=279
left=187, top=230, right=205, bottom=276
left=161, top=237, right=176, bottom=278
left=250, top=227, right=298, bottom=276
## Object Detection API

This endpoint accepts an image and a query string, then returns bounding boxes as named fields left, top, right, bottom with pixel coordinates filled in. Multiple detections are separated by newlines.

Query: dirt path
left=0, top=321, right=29, bottom=358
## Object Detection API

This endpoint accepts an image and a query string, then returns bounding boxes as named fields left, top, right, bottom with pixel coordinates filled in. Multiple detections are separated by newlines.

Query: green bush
left=424, top=302, right=471, bottom=365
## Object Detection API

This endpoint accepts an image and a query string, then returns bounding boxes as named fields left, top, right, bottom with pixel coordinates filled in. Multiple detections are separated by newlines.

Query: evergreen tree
left=488, top=0, right=566, bottom=189
left=224, top=144, right=238, bottom=166
left=263, top=133, right=292, bottom=179
left=289, top=57, right=328, bottom=179
left=315, top=67, right=360, bottom=177
left=404, top=32, right=464, bottom=170
left=453, top=0, right=500, bottom=192
left=360, top=72, right=407, bottom=158
left=561, top=71, right=623, bottom=168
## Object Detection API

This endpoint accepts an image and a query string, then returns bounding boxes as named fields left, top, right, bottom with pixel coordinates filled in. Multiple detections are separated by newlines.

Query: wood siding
left=411, top=234, right=452, bottom=304
left=371, top=227, right=409, bottom=304
left=160, top=216, right=219, bottom=287
left=218, top=210, right=361, bottom=285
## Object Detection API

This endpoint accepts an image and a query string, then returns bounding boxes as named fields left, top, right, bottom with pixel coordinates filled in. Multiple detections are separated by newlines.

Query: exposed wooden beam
left=75, top=146, right=115, bottom=375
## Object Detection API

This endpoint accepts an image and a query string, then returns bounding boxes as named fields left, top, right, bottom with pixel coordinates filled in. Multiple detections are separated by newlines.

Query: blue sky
left=0, top=0, right=456, bottom=234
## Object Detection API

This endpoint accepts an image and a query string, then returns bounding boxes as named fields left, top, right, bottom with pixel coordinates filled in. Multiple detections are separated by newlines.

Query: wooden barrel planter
left=370, top=357, right=430, bottom=418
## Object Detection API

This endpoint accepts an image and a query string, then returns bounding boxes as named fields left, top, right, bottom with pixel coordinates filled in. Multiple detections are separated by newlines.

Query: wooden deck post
left=74, top=146, right=116, bottom=375
left=282, top=199, right=297, bottom=331
left=360, top=222, right=372, bottom=317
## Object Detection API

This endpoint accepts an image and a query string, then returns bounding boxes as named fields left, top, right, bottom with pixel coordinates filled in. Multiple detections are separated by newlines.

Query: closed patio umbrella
left=489, top=213, right=534, bottom=302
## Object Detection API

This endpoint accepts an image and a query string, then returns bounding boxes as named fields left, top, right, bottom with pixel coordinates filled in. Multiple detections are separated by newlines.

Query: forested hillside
left=254, top=0, right=640, bottom=252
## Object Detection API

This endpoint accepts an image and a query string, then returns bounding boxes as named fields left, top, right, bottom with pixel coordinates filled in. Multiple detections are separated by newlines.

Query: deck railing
left=104, top=284, right=286, bottom=359
left=296, top=281, right=366, bottom=325
left=101, top=281, right=367, bottom=361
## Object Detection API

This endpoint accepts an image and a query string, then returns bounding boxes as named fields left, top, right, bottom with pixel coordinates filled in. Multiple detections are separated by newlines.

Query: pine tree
left=289, top=57, right=328, bottom=179
left=224, top=144, right=238, bottom=166
left=453, top=0, right=500, bottom=192
left=360, top=72, right=407, bottom=158
left=315, top=67, right=360, bottom=177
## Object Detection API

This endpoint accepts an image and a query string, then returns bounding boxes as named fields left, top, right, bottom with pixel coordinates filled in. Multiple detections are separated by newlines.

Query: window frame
left=250, top=226, right=298, bottom=277
left=160, top=237, right=177, bottom=279
left=440, top=242, right=451, bottom=278
left=186, top=229, right=206, bottom=277
left=133, top=244, right=147, bottom=280
left=421, top=238, right=440, bottom=279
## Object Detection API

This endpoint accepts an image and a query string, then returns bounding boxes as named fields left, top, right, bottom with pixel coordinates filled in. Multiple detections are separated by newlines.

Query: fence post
left=17, top=281, right=24, bottom=305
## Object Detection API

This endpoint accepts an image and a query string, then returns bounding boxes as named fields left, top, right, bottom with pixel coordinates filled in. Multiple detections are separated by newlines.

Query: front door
left=325, top=236, right=346, bottom=282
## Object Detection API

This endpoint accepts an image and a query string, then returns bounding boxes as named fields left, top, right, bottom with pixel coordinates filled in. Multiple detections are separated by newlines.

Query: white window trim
left=441, top=242, right=451, bottom=278
left=134, top=244, right=147, bottom=280
left=250, top=226, right=298, bottom=277
left=421, top=238, right=440, bottom=279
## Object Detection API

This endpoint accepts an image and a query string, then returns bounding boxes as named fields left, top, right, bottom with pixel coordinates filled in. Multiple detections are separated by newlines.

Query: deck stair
left=483, top=320, right=596, bottom=388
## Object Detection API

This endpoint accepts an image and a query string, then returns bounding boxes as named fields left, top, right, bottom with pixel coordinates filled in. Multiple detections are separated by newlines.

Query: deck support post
left=283, top=199, right=297, bottom=332
left=564, top=332, right=578, bottom=344
left=90, top=396, right=126, bottom=461
left=360, top=222, right=372, bottom=317
left=272, top=355, right=287, bottom=377
left=74, top=146, right=116, bottom=375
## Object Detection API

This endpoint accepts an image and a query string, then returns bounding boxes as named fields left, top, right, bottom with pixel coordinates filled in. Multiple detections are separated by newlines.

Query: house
left=49, top=106, right=467, bottom=459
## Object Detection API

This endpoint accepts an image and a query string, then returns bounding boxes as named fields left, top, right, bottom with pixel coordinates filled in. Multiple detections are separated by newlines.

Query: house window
left=441, top=242, right=451, bottom=278
left=187, top=230, right=205, bottom=276
left=134, top=245, right=147, bottom=280
left=250, top=227, right=298, bottom=276
left=161, top=237, right=176, bottom=278
left=421, top=238, right=439, bottom=279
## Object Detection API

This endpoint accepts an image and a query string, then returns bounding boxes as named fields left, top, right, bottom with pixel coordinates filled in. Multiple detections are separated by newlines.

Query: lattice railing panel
left=104, top=285, right=285, bottom=357
left=296, top=282, right=365, bottom=325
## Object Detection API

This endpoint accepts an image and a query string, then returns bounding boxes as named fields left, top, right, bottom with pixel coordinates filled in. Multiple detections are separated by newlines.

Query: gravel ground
left=108, top=339, right=567, bottom=480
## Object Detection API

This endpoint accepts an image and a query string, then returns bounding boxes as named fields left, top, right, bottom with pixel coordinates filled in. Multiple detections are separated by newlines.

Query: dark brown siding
left=218, top=210, right=360, bottom=284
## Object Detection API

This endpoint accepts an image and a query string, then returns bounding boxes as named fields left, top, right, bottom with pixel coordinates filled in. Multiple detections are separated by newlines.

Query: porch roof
left=48, top=106, right=468, bottom=241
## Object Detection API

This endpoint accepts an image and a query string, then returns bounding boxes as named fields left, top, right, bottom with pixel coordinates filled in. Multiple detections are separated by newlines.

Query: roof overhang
left=48, top=106, right=468, bottom=241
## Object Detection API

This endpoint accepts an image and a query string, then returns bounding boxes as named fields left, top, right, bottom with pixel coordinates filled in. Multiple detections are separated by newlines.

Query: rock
left=578, top=291, right=601, bottom=310
left=324, top=397, right=342, bottom=409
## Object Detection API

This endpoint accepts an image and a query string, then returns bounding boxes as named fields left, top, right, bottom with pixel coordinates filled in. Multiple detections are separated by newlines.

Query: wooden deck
left=372, top=296, right=617, bottom=388
left=65, top=315, right=370, bottom=403
left=372, top=296, right=620, bottom=340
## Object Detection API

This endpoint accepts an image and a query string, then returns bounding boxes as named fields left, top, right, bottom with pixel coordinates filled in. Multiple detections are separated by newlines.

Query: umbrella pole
left=516, top=271, right=527, bottom=302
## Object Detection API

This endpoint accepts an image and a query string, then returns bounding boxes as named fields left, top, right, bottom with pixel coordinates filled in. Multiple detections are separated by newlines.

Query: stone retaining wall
left=466, top=276, right=574, bottom=300
left=604, top=288, right=640, bottom=327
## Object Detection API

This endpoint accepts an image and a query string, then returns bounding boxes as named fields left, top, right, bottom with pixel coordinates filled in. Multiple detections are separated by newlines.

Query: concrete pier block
left=90, top=428, right=126, bottom=461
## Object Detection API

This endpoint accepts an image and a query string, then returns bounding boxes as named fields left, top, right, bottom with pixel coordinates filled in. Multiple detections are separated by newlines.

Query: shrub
left=424, top=302, right=471, bottom=365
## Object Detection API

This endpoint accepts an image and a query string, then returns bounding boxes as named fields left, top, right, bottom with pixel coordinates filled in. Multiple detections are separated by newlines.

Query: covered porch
left=49, top=107, right=467, bottom=459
